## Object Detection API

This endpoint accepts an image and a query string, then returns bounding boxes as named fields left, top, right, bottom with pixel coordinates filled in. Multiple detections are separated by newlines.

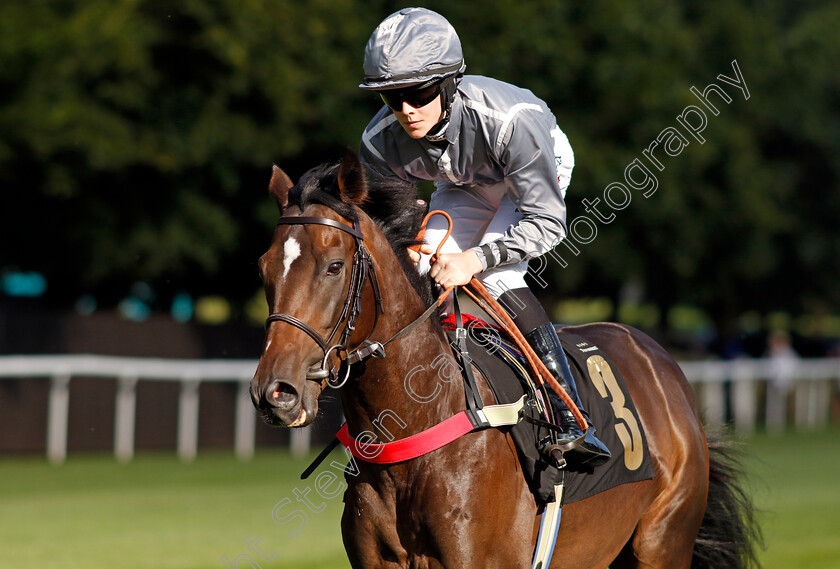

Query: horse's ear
left=269, top=165, right=294, bottom=212
left=337, top=148, right=368, bottom=205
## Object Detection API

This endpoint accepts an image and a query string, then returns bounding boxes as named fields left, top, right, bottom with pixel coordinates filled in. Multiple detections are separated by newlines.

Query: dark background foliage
left=1, top=0, right=837, bottom=351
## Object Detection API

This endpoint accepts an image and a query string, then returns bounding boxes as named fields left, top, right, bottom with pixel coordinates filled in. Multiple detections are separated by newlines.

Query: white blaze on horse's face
left=281, top=237, right=302, bottom=284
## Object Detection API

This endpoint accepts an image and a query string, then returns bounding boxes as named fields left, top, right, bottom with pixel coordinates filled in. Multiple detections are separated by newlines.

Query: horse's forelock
left=361, top=170, right=435, bottom=305
left=292, top=161, right=434, bottom=305
left=293, top=163, right=357, bottom=222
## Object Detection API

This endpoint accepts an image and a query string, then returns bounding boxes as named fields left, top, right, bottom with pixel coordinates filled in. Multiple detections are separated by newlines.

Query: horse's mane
left=290, top=161, right=436, bottom=306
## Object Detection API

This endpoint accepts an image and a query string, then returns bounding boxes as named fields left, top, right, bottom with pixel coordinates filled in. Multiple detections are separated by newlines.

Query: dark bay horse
left=251, top=151, right=760, bottom=569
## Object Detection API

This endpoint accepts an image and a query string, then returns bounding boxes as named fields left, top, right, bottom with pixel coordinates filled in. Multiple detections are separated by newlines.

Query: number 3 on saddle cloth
left=443, top=316, right=656, bottom=506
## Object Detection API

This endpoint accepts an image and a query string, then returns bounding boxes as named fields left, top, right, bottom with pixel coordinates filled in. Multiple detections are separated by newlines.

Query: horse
left=250, top=150, right=761, bottom=569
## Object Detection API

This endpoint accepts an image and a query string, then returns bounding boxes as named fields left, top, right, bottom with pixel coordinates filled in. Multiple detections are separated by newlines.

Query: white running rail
left=1, top=354, right=838, bottom=464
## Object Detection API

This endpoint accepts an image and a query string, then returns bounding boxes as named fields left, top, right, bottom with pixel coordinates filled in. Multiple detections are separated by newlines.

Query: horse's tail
left=691, top=437, right=764, bottom=569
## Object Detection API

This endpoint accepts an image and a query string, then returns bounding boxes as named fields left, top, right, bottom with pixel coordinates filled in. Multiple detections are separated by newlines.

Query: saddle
left=446, top=319, right=655, bottom=505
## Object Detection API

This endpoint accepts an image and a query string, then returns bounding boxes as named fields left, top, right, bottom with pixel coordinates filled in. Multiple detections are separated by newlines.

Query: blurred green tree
left=0, top=0, right=379, bottom=307
left=443, top=0, right=840, bottom=336
left=0, top=0, right=837, bottom=343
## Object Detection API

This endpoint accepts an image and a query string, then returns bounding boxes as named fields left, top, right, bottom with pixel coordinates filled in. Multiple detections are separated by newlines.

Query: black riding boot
left=497, top=287, right=611, bottom=469
left=524, top=324, right=612, bottom=468
left=525, top=324, right=610, bottom=467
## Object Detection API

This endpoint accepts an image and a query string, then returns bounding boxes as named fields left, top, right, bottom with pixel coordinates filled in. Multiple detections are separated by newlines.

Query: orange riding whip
left=413, top=210, right=588, bottom=431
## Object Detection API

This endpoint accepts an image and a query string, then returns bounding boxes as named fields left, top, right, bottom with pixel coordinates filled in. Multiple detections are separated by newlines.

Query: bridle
left=263, top=208, right=455, bottom=391
left=265, top=215, right=384, bottom=388
left=265, top=205, right=591, bottom=447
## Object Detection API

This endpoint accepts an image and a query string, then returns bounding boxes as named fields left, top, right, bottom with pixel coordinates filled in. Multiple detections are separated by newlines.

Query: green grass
left=0, top=449, right=352, bottom=569
left=741, top=427, right=840, bottom=569
left=1, top=428, right=838, bottom=568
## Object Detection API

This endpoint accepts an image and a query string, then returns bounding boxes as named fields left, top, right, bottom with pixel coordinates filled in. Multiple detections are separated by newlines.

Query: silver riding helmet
left=360, top=7, right=466, bottom=141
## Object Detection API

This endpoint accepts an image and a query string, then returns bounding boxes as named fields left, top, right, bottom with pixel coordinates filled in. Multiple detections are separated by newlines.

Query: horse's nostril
left=268, top=380, right=298, bottom=409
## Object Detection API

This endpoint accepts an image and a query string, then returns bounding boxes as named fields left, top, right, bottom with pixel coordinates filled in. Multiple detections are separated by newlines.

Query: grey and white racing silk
left=360, top=75, right=574, bottom=269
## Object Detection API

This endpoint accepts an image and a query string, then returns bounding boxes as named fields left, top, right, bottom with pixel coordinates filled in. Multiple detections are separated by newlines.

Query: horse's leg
left=608, top=334, right=710, bottom=569
left=608, top=427, right=709, bottom=569
left=342, top=430, right=537, bottom=569
left=425, top=431, right=538, bottom=568
left=546, top=480, right=657, bottom=569
left=610, top=444, right=709, bottom=568
left=554, top=323, right=710, bottom=569
left=342, top=475, right=408, bottom=569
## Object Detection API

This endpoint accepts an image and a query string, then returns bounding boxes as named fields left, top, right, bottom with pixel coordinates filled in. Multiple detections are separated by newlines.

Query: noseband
left=265, top=215, right=383, bottom=388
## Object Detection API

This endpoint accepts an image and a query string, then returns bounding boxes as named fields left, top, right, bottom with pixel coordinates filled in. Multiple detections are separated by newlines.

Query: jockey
left=358, top=8, right=610, bottom=469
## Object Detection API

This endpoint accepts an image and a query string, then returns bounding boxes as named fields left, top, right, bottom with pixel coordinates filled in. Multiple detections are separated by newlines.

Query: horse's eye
left=326, top=261, right=344, bottom=276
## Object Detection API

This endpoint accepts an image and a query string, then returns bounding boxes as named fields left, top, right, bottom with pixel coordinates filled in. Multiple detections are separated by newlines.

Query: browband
left=276, top=216, right=363, bottom=240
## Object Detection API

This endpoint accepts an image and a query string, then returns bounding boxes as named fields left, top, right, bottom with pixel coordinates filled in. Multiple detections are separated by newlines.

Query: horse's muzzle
left=250, top=378, right=309, bottom=427
left=265, top=379, right=299, bottom=410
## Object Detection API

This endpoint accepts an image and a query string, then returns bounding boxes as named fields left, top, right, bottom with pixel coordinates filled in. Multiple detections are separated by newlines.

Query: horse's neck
left=340, top=225, right=465, bottom=438
left=341, top=320, right=460, bottom=435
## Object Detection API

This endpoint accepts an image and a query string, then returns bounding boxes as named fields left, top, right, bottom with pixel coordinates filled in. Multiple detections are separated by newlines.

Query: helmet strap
left=425, top=76, right=458, bottom=143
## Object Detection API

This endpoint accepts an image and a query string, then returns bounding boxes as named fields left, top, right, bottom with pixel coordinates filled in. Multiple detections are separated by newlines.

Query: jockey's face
left=391, top=94, right=444, bottom=139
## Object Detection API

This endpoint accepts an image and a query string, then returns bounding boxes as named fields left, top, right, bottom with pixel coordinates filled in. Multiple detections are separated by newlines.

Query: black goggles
left=379, top=82, right=442, bottom=111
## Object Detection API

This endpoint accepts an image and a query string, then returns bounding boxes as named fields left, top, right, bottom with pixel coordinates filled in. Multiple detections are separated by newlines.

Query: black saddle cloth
left=449, top=324, right=655, bottom=505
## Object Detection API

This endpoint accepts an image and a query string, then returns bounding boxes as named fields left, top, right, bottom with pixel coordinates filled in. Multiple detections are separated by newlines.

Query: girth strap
left=532, top=475, right=565, bottom=569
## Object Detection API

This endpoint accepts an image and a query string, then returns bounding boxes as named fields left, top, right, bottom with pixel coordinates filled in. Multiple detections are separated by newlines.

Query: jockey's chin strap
left=266, top=215, right=383, bottom=389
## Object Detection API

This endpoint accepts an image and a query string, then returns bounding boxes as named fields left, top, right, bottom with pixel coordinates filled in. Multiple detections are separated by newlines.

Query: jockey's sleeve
left=479, top=114, right=572, bottom=269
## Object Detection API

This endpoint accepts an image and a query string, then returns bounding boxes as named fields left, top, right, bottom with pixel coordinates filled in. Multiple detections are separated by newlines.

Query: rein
left=266, top=206, right=586, bottom=429
left=414, top=211, right=588, bottom=430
